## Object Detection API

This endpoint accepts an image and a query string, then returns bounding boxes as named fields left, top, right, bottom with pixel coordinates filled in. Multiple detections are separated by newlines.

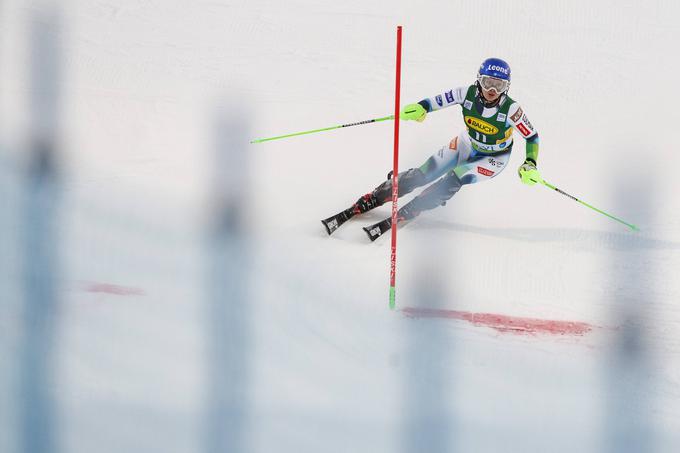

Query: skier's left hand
left=518, top=159, right=542, bottom=185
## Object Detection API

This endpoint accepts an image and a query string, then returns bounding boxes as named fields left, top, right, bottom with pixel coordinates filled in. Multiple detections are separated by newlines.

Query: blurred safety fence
left=0, top=4, right=255, bottom=451
left=0, top=145, right=215, bottom=453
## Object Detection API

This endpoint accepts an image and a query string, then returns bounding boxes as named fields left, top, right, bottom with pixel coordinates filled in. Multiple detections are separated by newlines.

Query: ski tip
left=321, top=217, right=342, bottom=236
left=363, top=225, right=380, bottom=242
left=321, top=219, right=333, bottom=236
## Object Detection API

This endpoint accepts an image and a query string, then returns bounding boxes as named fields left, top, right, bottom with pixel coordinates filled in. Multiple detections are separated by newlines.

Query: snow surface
left=1, top=1, right=680, bottom=452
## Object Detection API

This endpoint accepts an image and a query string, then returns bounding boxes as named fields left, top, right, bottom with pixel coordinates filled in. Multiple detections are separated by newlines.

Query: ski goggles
left=478, top=75, right=509, bottom=93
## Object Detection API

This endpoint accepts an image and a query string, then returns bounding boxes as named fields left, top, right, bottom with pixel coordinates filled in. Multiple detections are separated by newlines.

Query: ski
left=362, top=217, right=392, bottom=242
left=321, top=208, right=355, bottom=235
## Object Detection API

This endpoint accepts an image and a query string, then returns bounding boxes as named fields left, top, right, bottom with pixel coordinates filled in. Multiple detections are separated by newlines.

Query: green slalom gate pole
left=250, top=115, right=395, bottom=144
left=540, top=179, right=639, bottom=231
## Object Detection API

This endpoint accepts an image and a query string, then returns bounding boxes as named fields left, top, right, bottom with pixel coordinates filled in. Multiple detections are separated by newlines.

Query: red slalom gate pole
left=389, top=25, right=402, bottom=310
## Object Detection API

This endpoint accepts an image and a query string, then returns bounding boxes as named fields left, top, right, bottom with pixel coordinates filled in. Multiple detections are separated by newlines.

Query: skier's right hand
left=401, top=103, right=427, bottom=122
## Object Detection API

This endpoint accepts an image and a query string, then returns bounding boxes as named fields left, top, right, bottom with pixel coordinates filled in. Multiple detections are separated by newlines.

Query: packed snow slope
left=1, top=1, right=680, bottom=452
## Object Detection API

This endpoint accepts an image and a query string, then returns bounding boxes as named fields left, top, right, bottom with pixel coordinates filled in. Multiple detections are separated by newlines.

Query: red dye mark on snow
left=83, top=282, right=146, bottom=297
left=401, top=307, right=593, bottom=336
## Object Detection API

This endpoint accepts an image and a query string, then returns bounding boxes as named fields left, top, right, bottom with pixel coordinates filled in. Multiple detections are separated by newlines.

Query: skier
left=321, top=57, right=542, bottom=241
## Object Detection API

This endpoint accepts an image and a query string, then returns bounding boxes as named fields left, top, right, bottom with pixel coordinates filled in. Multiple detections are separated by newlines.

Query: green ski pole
left=250, top=115, right=395, bottom=143
left=540, top=179, right=639, bottom=231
